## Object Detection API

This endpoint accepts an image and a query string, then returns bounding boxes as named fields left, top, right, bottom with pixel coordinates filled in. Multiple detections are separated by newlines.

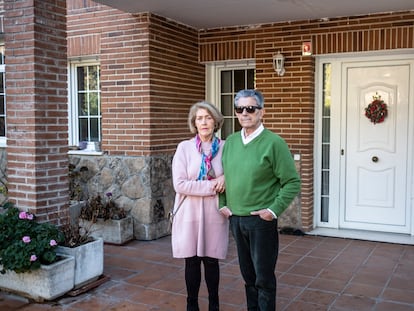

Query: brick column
left=4, top=0, right=69, bottom=225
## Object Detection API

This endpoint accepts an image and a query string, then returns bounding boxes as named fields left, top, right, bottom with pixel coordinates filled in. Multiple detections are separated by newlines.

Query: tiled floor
left=1, top=233, right=414, bottom=311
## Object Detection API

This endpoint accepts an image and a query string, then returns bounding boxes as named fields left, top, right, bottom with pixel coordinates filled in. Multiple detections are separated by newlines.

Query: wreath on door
left=364, top=94, right=388, bottom=124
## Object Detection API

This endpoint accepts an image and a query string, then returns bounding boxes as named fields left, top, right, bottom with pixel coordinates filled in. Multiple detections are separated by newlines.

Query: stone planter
left=80, top=216, right=134, bottom=245
left=57, top=237, right=103, bottom=288
left=0, top=255, right=75, bottom=302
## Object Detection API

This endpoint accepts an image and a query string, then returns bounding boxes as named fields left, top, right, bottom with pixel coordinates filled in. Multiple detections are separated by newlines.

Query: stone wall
left=69, top=154, right=175, bottom=240
left=0, top=149, right=302, bottom=238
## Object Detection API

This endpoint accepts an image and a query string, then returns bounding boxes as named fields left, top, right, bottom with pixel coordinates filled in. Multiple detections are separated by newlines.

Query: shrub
left=0, top=203, right=64, bottom=274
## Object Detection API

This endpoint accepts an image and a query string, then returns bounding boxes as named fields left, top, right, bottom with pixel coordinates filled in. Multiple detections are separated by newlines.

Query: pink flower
left=30, top=255, right=37, bottom=262
left=18, top=211, right=33, bottom=220
left=50, top=239, right=57, bottom=246
left=22, top=236, right=31, bottom=243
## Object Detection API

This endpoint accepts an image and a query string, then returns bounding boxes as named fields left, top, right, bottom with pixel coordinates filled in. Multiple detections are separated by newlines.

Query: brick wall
left=199, top=11, right=414, bottom=230
left=4, top=0, right=68, bottom=224
left=67, top=2, right=204, bottom=156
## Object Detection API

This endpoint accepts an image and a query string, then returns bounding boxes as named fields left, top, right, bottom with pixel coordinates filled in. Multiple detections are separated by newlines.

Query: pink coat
left=171, top=137, right=229, bottom=259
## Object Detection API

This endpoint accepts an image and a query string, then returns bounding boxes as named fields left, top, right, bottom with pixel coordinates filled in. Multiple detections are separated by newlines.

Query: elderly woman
left=171, top=101, right=229, bottom=311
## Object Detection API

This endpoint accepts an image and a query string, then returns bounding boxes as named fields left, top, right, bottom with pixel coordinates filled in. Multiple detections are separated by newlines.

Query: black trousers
left=185, top=256, right=220, bottom=311
left=230, top=216, right=279, bottom=311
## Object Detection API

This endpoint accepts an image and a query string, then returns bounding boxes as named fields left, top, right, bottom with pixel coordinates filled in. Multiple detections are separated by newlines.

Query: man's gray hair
left=234, top=89, right=264, bottom=108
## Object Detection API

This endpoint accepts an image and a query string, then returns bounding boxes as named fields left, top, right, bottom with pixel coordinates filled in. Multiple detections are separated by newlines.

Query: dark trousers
left=230, top=215, right=279, bottom=311
left=185, top=256, right=220, bottom=311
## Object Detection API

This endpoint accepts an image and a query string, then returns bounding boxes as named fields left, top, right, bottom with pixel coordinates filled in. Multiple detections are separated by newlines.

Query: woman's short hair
left=188, top=101, right=224, bottom=134
left=234, top=89, right=265, bottom=108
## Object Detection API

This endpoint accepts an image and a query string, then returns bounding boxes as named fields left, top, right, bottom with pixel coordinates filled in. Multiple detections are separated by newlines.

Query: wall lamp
left=273, top=51, right=285, bottom=76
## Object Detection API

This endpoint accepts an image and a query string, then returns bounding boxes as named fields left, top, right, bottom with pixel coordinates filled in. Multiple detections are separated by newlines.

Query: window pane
left=321, top=197, right=329, bottom=222
left=235, top=120, right=242, bottom=132
left=79, top=118, right=89, bottom=142
left=234, top=70, right=246, bottom=91
left=0, top=117, right=4, bottom=136
left=322, top=144, right=330, bottom=169
left=88, top=66, right=99, bottom=90
left=247, top=69, right=255, bottom=89
left=321, top=171, right=329, bottom=195
left=221, top=95, right=233, bottom=116
left=221, top=119, right=233, bottom=140
left=221, top=71, right=232, bottom=93
left=89, top=92, right=99, bottom=115
left=78, top=93, right=87, bottom=116
left=90, top=118, right=99, bottom=141
left=0, top=97, right=4, bottom=115
left=322, top=117, right=330, bottom=142
left=77, top=67, right=86, bottom=91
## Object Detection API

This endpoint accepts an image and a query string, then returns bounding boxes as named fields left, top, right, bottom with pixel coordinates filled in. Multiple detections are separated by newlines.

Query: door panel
left=343, top=63, right=410, bottom=233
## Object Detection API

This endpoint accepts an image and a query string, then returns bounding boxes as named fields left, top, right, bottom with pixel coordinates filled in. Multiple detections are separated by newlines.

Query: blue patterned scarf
left=196, top=134, right=220, bottom=180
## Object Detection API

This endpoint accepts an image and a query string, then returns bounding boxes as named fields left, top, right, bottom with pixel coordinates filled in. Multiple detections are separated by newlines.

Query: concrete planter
left=80, top=216, right=134, bottom=245
left=0, top=255, right=75, bottom=302
left=57, top=237, right=103, bottom=288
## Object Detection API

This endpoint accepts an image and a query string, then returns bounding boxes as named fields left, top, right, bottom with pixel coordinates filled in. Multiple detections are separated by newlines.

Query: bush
left=0, top=203, right=64, bottom=274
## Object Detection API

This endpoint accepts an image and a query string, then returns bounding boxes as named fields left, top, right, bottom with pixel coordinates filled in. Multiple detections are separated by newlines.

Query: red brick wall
left=4, top=0, right=68, bottom=224
left=199, top=11, right=414, bottom=230
left=67, top=2, right=204, bottom=156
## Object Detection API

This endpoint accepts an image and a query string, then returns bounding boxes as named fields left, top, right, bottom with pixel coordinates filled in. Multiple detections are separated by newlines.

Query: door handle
left=372, top=156, right=379, bottom=163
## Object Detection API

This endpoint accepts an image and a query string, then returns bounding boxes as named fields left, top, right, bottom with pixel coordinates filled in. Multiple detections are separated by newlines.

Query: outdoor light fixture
left=273, top=51, right=285, bottom=76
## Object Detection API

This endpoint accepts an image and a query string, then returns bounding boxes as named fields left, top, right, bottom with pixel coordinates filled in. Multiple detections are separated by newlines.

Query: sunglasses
left=234, top=106, right=262, bottom=114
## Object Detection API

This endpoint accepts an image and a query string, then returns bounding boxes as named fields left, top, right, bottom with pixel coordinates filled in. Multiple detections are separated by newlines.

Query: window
left=68, top=62, right=101, bottom=148
left=0, top=44, right=5, bottom=146
left=206, top=61, right=256, bottom=140
left=320, top=63, right=331, bottom=222
left=220, top=69, right=255, bottom=139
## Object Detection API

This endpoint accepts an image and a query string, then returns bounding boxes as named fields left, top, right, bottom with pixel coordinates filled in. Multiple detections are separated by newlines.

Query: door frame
left=314, top=50, right=414, bottom=236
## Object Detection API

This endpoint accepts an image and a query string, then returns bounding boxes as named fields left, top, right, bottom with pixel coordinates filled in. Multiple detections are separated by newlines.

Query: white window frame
left=68, top=60, right=102, bottom=154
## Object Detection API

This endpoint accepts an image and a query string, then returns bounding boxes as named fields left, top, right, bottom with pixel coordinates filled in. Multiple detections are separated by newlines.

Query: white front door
left=341, top=60, right=411, bottom=233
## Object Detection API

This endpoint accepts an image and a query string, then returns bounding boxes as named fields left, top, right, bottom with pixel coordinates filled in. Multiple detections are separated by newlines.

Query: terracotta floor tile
left=331, top=294, right=376, bottom=311
left=308, top=277, right=348, bottom=293
left=277, top=284, right=303, bottom=300
left=288, top=263, right=325, bottom=277
left=375, top=301, right=414, bottom=311
left=382, top=288, right=414, bottom=305
left=1, top=234, right=414, bottom=311
left=278, top=272, right=314, bottom=287
left=295, top=288, right=337, bottom=306
left=342, top=282, right=383, bottom=298
left=283, top=300, right=329, bottom=311
left=351, top=270, right=390, bottom=286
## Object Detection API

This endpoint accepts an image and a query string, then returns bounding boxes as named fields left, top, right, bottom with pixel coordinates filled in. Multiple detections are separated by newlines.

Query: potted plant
left=79, top=192, right=133, bottom=245
left=56, top=222, right=104, bottom=289
left=0, top=202, right=75, bottom=301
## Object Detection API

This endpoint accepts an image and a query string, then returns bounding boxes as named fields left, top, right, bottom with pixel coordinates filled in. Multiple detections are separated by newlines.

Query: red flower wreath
left=365, top=94, right=388, bottom=124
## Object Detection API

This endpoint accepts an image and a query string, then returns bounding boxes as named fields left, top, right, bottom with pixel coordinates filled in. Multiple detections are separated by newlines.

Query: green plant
left=80, top=192, right=126, bottom=222
left=0, top=203, right=64, bottom=274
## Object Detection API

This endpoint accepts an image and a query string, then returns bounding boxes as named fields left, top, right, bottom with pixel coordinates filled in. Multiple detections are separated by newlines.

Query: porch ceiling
left=93, top=0, right=414, bottom=29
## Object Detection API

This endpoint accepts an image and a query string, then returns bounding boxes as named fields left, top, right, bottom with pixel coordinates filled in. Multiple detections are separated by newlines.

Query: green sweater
left=219, top=129, right=301, bottom=217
